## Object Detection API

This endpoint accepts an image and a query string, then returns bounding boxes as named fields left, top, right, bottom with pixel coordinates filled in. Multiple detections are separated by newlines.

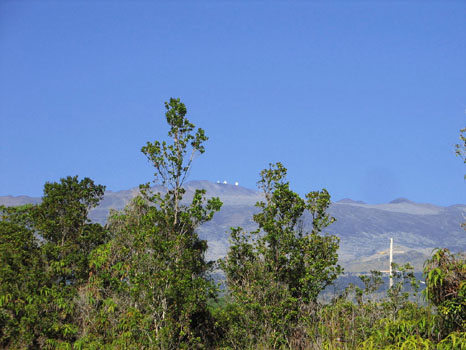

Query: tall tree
left=36, top=176, right=107, bottom=286
left=0, top=176, right=107, bottom=349
left=221, top=162, right=342, bottom=349
left=78, top=98, right=222, bottom=349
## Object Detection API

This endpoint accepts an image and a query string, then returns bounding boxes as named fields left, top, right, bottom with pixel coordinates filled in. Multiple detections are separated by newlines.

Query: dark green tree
left=78, top=98, right=222, bottom=349
left=0, top=176, right=107, bottom=349
left=36, top=175, right=107, bottom=286
left=220, top=162, right=342, bottom=349
left=0, top=205, right=45, bottom=348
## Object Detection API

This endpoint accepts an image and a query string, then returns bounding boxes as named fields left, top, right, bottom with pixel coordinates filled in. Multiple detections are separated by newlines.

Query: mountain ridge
left=1, top=180, right=465, bottom=272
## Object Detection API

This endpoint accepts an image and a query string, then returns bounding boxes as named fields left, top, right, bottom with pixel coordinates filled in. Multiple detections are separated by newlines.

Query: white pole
left=389, top=237, right=393, bottom=289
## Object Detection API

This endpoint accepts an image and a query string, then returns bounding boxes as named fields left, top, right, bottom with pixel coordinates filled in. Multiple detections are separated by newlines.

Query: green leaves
left=423, top=248, right=466, bottom=335
left=221, top=162, right=342, bottom=348
left=3, top=102, right=462, bottom=349
left=0, top=216, right=44, bottom=347
left=76, top=98, right=222, bottom=348
left=141, top=98, right=208, bottom=191
left=35, top=176, right=107, bottom=286
left=0, top=176, right=107, bottom=348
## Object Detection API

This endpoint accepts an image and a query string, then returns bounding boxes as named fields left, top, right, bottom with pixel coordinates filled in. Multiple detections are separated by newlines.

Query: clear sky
left=1, top=1, right=465, bottom=205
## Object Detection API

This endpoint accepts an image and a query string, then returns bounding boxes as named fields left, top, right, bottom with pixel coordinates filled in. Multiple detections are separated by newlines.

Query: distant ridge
left=336, top=198, right=366, bottom=204
left=0, top=195, right=41, bottom=206
left=1, top=180, right=465, bottom=272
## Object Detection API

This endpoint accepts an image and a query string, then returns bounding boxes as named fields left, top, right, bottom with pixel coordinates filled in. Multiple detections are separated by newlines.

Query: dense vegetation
left=1, top=99, right=465, bottom=349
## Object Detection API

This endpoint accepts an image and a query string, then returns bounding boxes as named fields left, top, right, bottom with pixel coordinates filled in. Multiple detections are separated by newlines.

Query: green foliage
left=352, top=270, right=384, bottom=306
left=0, top=176, right=107, bottom=349
left=423, top=248, right=466, bottom=335
left=437, top=331, right=466, bottom=349
left=384, top=263, right=421, bottom=318
left=220, top=162, right=342, bottom=348
left=315, top=264, right=436, bottom=350
left=1, top=105, right=464, bottom=349
left=78, top=98, right=222, bottom=349
left=0, top=206, right=45, bottom=348
left=36, top=176, right=107, bottom=347
left=36, top=176, right=107, bottom=285
left=141, top=97, right=207, bottom=192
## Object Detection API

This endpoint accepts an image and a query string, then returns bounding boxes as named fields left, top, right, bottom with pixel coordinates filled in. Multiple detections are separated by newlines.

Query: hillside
left=2, top=180, right=465, bottom=272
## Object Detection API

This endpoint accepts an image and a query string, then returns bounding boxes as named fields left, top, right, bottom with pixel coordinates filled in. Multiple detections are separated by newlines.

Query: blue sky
left=1, top=1, right=465, bottom=205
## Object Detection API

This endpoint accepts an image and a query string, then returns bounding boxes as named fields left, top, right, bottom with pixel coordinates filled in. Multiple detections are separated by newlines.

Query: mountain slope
left=2, top=180, right=465, bottom=272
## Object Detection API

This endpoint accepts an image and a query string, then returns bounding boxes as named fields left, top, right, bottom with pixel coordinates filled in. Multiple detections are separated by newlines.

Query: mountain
left=0, top=195, right=42, bottom=206
left=2, top=180, right=465, bottom=272
left=326, top=198, right=466, bottom=271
